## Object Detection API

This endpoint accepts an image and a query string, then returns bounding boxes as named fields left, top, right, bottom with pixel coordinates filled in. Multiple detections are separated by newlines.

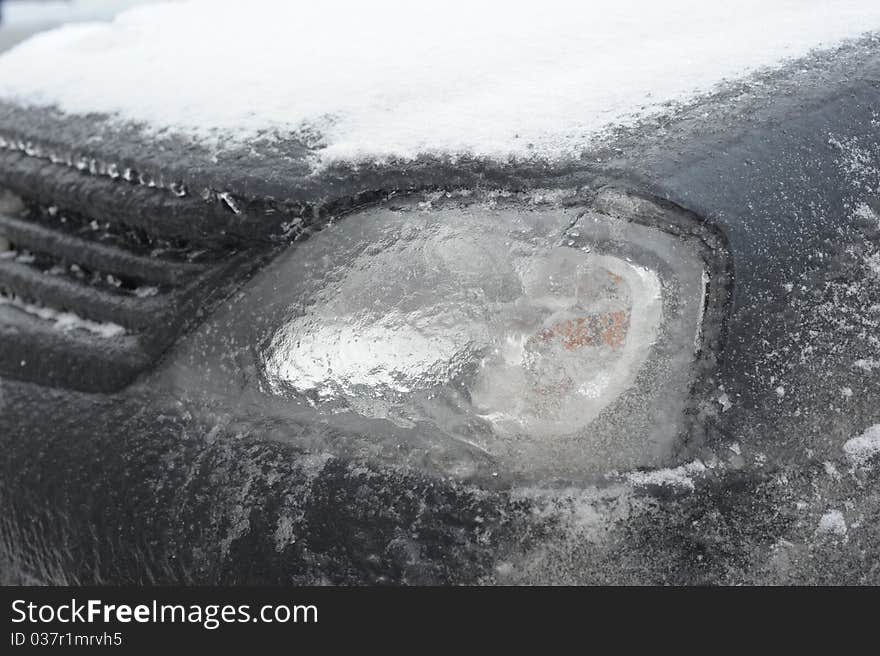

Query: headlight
left=161, top=189, right=729, bottom=484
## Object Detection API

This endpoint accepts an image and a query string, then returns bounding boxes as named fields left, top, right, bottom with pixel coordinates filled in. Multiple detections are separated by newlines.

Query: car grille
left=0, top=147, right=268, bottom=392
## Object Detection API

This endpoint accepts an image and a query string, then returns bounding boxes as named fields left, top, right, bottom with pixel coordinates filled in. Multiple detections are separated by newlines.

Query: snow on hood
left=0, top=0, right=157, bottom=26
left=0, top=0, right=879, bottom=166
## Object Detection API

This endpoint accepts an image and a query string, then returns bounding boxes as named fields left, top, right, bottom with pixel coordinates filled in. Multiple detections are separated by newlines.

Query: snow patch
left=854, top=358, right=880, bottom=372
left=816, top=510, right=847, bottom=536
left=843, top=424, right=880, bottom=467
left=822, top=461, right=841, bottom=480
left=0, top=293, right=125, bottom=338
left=867, top=252, right=880, bottom=279
left=1, top=1, right=880, bottom=165
left=625, top=460, right=709, bottom=493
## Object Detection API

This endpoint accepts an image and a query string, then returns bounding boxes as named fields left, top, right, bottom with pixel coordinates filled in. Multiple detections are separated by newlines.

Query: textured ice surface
left=265, top=227, right=663, bottom=439
left=164, top=199, right=710, bottom=481
left=1, top=1, right=880, bottom=165
left=469, top=252, right=662, bottom=438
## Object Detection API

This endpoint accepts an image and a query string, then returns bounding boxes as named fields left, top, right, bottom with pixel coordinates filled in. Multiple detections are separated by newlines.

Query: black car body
left=1, top=33, right=880, bottom=584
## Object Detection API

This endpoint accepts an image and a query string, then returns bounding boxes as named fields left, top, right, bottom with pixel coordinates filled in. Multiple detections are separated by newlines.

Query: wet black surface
left=2, top=38, right=880, bottom=583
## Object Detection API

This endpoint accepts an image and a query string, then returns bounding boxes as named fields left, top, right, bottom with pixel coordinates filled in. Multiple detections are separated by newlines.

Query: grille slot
left=0, top=148, right=242, bottom=247
left=0, top=181, right=258, bottom=392
left=0, top=257, right=170, bottom=329
left=0, top=212, right=203, bottom=287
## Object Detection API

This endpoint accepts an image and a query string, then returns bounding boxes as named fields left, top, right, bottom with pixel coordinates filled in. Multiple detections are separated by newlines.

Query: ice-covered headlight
left=161, top=190, right=727, bottom=483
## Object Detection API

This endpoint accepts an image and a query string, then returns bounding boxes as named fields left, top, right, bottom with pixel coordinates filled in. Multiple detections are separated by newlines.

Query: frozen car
left=0, top=1, right=879, bottom=584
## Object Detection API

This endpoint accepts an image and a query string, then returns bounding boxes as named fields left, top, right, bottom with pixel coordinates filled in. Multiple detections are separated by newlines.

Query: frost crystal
left=843, top=424, right=880, bottom=467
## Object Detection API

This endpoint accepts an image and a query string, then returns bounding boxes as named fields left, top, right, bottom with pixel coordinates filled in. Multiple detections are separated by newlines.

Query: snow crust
left=1, top=1, right=880, bottom=165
